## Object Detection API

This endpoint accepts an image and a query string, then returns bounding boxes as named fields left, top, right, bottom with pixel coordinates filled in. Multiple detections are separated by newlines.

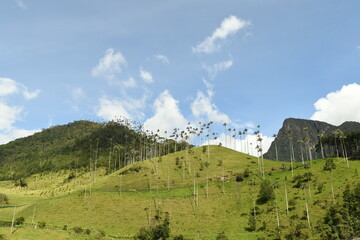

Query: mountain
left=0, top=120, right=185, bottom=181
left=264, top=118, right=360, bottom=161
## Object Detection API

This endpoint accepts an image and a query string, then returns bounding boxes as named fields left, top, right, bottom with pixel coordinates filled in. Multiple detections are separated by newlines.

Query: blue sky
left=1, top=0, right=360, bottom=153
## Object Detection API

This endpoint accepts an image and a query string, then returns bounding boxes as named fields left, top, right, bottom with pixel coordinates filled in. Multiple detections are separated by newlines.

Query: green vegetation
left=0, top=120, right=359, bottom=239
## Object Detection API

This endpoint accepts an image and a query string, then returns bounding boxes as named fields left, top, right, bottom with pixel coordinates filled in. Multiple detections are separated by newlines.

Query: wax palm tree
left=272, top=134, right=279, bottom=161
left=317, top=132, right=325, bottom=159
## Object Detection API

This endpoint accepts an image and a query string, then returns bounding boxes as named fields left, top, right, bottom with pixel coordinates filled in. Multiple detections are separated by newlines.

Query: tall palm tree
left=317, top=132, right=325, bottom=159
left=272, top=134, right=278, bottom=161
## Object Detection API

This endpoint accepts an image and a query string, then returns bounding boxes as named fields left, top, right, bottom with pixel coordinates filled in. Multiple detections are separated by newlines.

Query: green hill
left=0, top=144, right=359, bottom=239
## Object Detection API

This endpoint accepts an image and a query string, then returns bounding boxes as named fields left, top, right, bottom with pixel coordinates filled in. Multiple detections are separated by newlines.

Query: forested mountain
left=264, top=118, right=360, bottom=161
left=0, top=120, right=190, bottom=180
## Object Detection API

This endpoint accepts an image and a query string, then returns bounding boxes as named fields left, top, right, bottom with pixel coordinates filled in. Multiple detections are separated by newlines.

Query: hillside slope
left=0, top=146, right=359, bottom=239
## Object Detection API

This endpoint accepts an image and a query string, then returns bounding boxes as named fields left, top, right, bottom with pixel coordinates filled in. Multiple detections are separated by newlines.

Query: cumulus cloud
left=96, top=92, right=148, bottom=121
left=203, top=60, right=233, bottom=79
left=192, top=15, right=250, bottom=54
left=0, top=77, right=40, bottom=144
left=139, top=67, right=154, bottom=83
left=191, top=80, right=230, bottom=124
left=153, top=55, right=170, bottom=64
left=208, top=132, right=274, bottom=157
left=144, top=90, right=188, bottom=134
left=96, top=97, right=132, bottom=120
left=0, top=102, right=22, bottom=131
left=91, top=48, right=126, bottom=82
left=311, top=83, right=360, bottom=125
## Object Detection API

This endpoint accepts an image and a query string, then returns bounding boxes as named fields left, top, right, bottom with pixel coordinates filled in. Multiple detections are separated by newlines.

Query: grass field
left=0, top=146, right=358, bottom=239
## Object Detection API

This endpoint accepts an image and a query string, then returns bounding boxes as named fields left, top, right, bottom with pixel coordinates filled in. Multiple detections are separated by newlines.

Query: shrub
left=257, top=180, right=275, bottom=204
left=247, top=215, right=256, bottom=232
left=0, top=193, right=9, bottom=205
left=236, top=173, right=244, bottom=182
left=15, top=217, right=25, bottom=226
left=216, top=231, right=228, bottom=240
left=73, top=226, right=83, bottom=234
left=135, top=211, right=170, bottom=240
left=38, top=221, right=46, bottom=229
left=324, top=159, right=336, bottom=171
left=14, top=178, right=27, bottom=188
left=243, top=168, right=250, bottom=178
left=62, top=225, right=68, bottom=231
left=173, top=235, right=186, bottom=240
left=85, top=229, right=91, bottom=235
left=317, top=182, right=325, bottom=193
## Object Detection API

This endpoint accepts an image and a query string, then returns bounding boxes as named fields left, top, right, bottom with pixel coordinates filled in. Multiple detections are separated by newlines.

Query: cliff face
left=264, top=118, right=360, bottom=162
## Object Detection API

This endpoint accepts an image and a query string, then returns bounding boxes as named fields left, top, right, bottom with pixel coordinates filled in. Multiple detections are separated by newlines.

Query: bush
left=14, top=178, right=27, bottom=188
left=324, top=159, right=336, bottom=171
left=38, top=221, right=46, bottom=229
left=257, top=180, right=275, bottom=204
left=62, top=225, right=68, bottom=231
left=0, top=193, right=9, bottom=205
left=135, top=211, right=170, bottom=240
left=173, top=235, right=186, bottom=240
left=73, top=226, right=83, bottom=234
left=317, top=182, right=325, bottom=193
left=15, top=217, right=25, bottom=226
left=85, top=229, right=91, bottom=235
left=216, top=232, right=228, bottom=240
left=236, top=173, right=244, bottom=182
left=247, top=215, right=256, bottom=232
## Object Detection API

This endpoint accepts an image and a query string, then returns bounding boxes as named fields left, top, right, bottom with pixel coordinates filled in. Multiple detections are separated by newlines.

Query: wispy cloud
left=153, top=54, right=170, bottom=64
left=139, top=67, right=154, bottom=83
left=192, top=15, right=250, bottom=54
left=91, top=48, right=127, bottom=83
left=203, top=60, right=233, bottom=79
left=15, top=0, right=26, bottom=9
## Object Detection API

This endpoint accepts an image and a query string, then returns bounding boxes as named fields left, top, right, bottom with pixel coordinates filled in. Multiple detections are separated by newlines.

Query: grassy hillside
left=0, top=145, right=359, bottom=239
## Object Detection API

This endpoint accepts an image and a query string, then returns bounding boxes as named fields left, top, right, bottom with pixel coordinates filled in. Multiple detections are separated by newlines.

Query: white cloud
left=139, top=67, right=154, bottom=83
left=191, top=91, right=230, bottom=124
left=191, top=80, right=230, bottom=124
left=192, top=15, right=250, bottom=54
left=209, top=132, right=274, bottom=157
left=15, top=0, right=26, bottom=9
left=96, top=92, right=148, bottom=121
left=0, top=102, right=22, bottom=131
left=203, top=60, right=233, bottom=79
left=122, top=77, right=137, bottom=88
left=144, top=90, right=188, bottom=134
left=91, top=48, right=126, bottom=82
left=0, top=78, right=19, bottom=96
left=22, top=88, right=41, bottom=100
left=0, top=77, right=40, bottom=144
left=0, top=78, right=40, bottom=100
left=311, top=83, right=360, bottom=125
left=96, top=96, right=132, bottom=120
left=153, top=55, right=170, bottom=64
